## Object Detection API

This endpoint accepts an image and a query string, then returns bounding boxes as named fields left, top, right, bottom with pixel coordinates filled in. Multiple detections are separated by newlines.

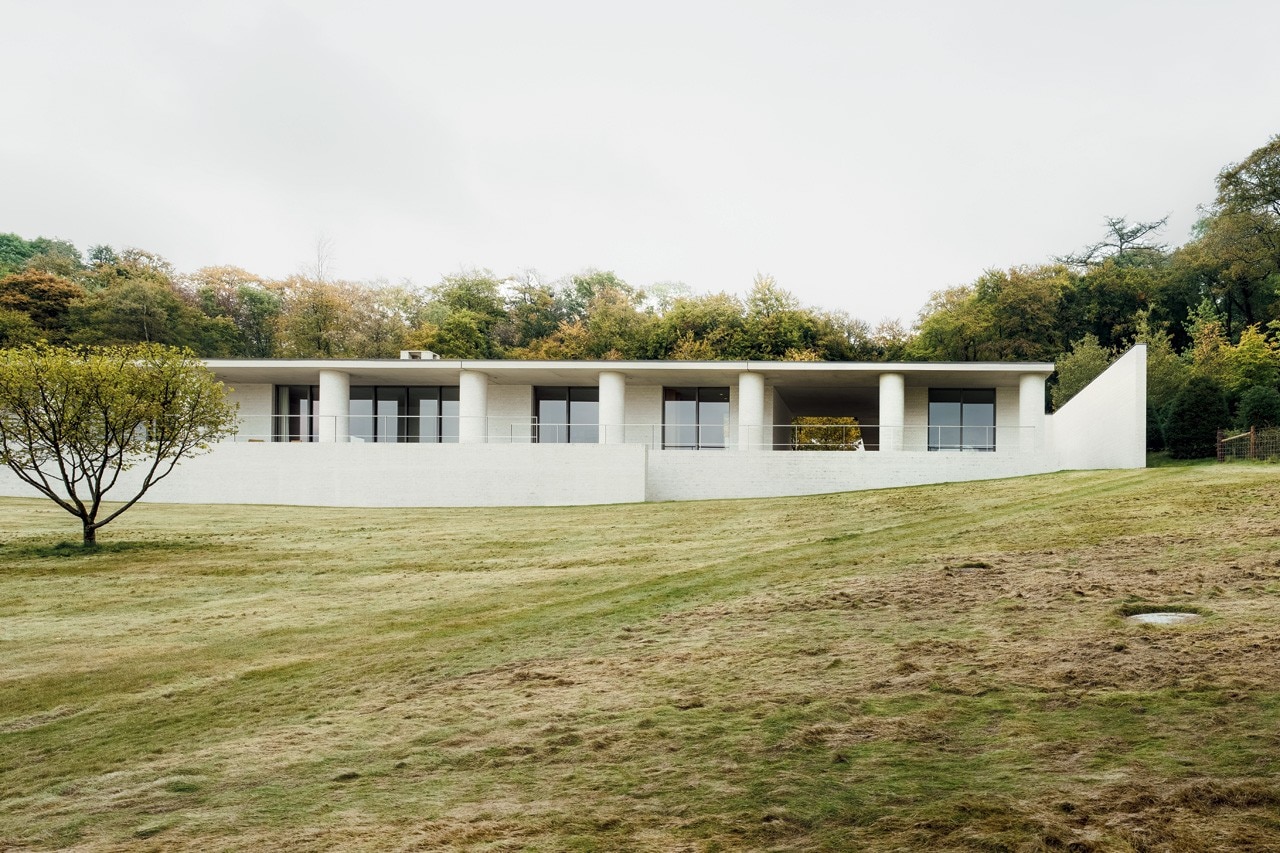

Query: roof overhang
left=204, top=358, right=1055, bottom=388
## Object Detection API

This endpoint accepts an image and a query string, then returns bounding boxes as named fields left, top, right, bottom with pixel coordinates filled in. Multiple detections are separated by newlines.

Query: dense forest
left=3, top=135, right=1279, bottom=443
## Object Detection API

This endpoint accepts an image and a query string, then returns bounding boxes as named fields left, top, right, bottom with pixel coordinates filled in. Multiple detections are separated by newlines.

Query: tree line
left=0, top=244, right=889, bottom=364
left=3, top=134, right=1279, bottom=444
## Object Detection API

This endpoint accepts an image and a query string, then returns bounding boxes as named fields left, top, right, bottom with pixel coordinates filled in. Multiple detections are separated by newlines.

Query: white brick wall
left=487, top=384, right=534, bottom=442
left=904, top=386, right=928, bottom=451
left=995, top=385, right=1020, bottom=450
left=623, top=386, right=664, bottom=446
left=996, top=386, right=1019, bottom=428
left=0, top=443, right=649, bottom=507
left=226, top=383, right=273, bottom=437
left=646, top=450, right=1060, bottom=501
left=728, top=384, right=739, bottom=448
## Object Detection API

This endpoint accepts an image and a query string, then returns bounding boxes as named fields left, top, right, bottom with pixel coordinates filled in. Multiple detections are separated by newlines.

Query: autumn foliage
left=3, top=134, right=1280, bottom=445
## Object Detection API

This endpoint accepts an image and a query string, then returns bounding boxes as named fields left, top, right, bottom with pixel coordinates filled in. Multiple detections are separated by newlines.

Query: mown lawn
left=2, top=465, right=1279, bottom=851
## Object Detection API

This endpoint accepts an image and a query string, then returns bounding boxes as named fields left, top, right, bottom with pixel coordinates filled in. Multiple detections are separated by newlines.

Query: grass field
left=2, top=464, right=1279, bottom=851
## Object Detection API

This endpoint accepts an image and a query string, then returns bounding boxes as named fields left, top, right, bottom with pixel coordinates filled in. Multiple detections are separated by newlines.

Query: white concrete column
left=318, top=369, right=349, bottom=443
left=1019, top=373, right=1046, bottom=452
left=737, top=371, right=766, bottom=451
left=458, top=369, right=489, bottom=444
left=879, top=372, right=905, bottom=452
left=598, top=370, right=626, bottom=444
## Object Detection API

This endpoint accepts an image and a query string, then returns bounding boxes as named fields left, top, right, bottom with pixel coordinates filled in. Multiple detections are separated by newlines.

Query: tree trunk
left=82, top=520, right=97, bottom=547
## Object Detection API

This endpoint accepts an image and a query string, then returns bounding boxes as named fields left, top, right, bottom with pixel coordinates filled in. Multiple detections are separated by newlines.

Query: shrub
left=1164, top=375, right=1229, bottom=459
left=1146, top=403, right=1166, bottom=451
left=1052, top=334, right=1113, bottom=409
left=1237, top=385, right=1280, bottom=430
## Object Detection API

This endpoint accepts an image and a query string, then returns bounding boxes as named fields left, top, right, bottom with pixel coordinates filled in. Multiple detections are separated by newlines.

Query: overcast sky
left=3, top=1, right=1278, bottom=325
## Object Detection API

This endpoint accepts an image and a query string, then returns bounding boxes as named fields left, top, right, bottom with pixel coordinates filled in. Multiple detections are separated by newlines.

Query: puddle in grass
left=1126, top=612, right=1203, bottom=625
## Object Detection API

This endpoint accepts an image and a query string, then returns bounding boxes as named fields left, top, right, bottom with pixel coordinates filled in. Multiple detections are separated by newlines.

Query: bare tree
left=309, top=233, right=336, bottom=283
left=1058, top=216, right=1170, bottom=267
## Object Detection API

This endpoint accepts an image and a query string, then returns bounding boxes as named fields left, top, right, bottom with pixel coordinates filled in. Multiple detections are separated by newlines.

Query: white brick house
left=0, top=347, right=1147, bottom=507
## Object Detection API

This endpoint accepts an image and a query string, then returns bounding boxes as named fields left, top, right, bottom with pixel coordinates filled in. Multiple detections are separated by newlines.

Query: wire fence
left=1217, top=427, right=1280, bottom=462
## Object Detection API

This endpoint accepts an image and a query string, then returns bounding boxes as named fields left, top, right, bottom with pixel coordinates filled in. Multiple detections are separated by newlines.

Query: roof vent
left=399, top=350, right=440, bottom=360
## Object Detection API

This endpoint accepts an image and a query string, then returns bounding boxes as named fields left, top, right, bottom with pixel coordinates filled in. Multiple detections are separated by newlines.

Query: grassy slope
left=1, top=465, right=1279, bottom=852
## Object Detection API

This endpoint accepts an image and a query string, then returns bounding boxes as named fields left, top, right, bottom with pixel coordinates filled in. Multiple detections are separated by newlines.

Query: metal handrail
left=222, top=416, right=1038, bottom=452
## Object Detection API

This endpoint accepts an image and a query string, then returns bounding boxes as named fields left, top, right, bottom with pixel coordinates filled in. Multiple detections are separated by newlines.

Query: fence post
left=1216, top=429, right=1226, bottom=462
left=1251, top=426, right=1258, bottom=459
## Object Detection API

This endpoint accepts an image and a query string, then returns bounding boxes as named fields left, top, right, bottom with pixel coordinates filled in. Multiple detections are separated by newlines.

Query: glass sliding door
left=569, top=388, right=600, bottom=443
left=536, top=388, right=569, bottom=444
left=441, top=387, right=459, bottom=443
left=962, top=390, right=996, bottom=451
left=278, top=384, right=461, bottom=443
left=349, top=386, right=375, bottom=442
left=275, top=385, right=319, bottom=442
left=663, top=387, right=730, bottom=449
left=404, top=387, right=458, bottom=442
left=535, top=387, right=600, bottom=443
left=663, top=388, right=699, bottom=449
left=408, top=387, right=438, bottom=443
left=927, top=389, right=962, bottom=452
left=698, top=387, right=729, bottom=449
left=928, top=388, right=995, bottom=451
left=396, top=386, right=459, bottom=443
left=376, top=386, right=407, bottom=443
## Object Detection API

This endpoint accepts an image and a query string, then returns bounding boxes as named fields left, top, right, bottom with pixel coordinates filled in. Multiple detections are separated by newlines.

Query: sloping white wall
left=1050, top=344, right=1147, bottom=469
left=646, top=450, right=1059, bottom=501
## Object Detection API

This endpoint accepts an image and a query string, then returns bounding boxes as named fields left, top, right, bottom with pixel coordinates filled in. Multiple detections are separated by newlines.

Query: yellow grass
left=2, top=464, right=1279, bottom=851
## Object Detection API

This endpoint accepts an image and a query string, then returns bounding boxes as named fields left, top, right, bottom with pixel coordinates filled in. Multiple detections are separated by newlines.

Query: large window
left=535, top=387, right=599, bottom=443
left=663, top=387, right=730, bottom=449
left=928, top=388, right=995, bottom=451
left=274, top=385, right=458, bottom=443
left=276, top=385, right=320, bottom=442
left=350, top=386, right=459, bottom=443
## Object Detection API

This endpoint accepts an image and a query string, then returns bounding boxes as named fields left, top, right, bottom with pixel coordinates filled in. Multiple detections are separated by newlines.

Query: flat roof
left=204, top=358, right=1055, bottom=388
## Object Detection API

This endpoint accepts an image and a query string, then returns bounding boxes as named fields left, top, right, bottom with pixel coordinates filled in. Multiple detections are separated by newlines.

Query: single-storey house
left=0, top=346, right=1147, bottom=507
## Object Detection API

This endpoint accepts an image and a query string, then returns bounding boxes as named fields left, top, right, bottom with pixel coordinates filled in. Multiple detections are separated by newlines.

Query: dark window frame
left=272, top=385, right=459, bottom=443
left=928, top=388, right=996, bottom=452
left=534, top=386, right=600, bottom=444
left=663, top=387, right=730, bottom=450
left=275, top=385, right=320, bottom=442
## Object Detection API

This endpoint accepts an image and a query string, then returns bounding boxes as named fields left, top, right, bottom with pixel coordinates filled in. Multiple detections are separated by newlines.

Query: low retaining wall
left=645, top=450, right=1060, bottom=502
left=0, top=443, right=649, bottom=508
left=0, top=444, right=1064, bottom=508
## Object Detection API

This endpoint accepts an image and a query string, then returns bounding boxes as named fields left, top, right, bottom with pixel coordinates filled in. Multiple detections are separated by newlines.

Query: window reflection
left=273, top=385, right=459, bottom=443
left=928, top=388, right=995, bottom=451
left=535, top=387, right=599, bottom=443
left=663, top=387, right=730, bottom=449
left=275, top=385, right=319, bottom=442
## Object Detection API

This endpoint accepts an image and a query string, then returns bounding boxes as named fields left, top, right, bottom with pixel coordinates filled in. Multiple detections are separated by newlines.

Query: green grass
left=2, top=466, right=1279, bottom=850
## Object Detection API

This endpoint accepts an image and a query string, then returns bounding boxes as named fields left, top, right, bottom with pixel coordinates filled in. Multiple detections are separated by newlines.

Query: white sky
left=3, top=0, right=1278, bottom=325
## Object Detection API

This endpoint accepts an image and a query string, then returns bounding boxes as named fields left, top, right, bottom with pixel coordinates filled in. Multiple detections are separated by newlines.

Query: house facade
left=0, top=346, right=1147, bottom=507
